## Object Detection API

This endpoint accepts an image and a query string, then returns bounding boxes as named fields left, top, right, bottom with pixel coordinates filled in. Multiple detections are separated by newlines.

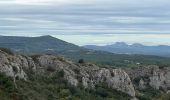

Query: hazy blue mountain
left=1, top=35, right=170, bottom=67
left=84, top=42, right=170, bottom=57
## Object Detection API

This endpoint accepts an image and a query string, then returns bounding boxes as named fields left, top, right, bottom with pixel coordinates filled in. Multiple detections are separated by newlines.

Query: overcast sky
left=0, top=0, right=170, bottom=45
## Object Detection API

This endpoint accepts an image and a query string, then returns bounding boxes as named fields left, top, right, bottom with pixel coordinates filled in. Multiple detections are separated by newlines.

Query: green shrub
left=136, top=87, right=161, bottom=100
left=0, top=48, right=14, bottom=55
left=57, top=70, right=65, bottom=78
left=157, top=93, right=170, bottom=100
left=0, top=74, right=15, bottom=93
left=12, top=66, right=18, bottom=74
left=47, top=66, right=56, bottom=72
left=30, top=55, right=41, bottom=63
left=78, top=59, right=84, bottom=64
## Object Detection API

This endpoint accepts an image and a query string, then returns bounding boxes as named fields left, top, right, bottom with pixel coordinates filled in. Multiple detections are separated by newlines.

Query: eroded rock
left=0, top=51, right=136, bottom=97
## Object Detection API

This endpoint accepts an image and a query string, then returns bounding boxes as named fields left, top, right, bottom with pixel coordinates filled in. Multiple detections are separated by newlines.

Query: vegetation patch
left=0, top=48, right=14, bottom=55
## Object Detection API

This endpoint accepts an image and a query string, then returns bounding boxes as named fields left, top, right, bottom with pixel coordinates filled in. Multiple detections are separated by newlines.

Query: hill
left=0, top=35, right=170, bottom=67
left=0, top=49, right=170, bottom=100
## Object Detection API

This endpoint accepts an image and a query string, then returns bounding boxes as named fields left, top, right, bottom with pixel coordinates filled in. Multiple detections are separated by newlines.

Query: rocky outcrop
left=0, top=51, right=136, bottom=97
left=139, top=79, right=146, bottom=89
left=3, top=49, right=170, bottom=97
left=126, top=66, right=170, bottom=91
left=0, top=50, right=34, bottom=80
left=149, top=67, right=170, bottom=90
left=93, top=68, right=135, bottom=96
left=36, top=55, right=136, bottom=97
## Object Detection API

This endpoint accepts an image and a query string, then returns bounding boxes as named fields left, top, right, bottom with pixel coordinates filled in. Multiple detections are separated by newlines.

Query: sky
left=0, top=0, right=170, bottom=45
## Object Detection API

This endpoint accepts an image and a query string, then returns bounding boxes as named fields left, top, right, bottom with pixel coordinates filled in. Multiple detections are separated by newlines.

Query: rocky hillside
left=126, top=65, right=170, bottom=91
left=0, top=49, right=136, bottom=99
left=0, top=49, right=170, bottom=100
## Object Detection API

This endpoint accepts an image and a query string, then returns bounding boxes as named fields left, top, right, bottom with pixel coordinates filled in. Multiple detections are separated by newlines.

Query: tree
left=78, top=59, right=84, bottom=64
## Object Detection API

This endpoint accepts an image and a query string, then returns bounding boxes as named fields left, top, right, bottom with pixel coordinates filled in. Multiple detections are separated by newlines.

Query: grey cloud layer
left=0, top=0, right=170, bottom=36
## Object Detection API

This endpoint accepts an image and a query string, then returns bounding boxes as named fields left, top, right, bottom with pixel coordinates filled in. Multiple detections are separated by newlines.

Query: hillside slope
left=0, top=36, right=170, bottom=67
left=0, top=49, right=135, bottom=100
left=0, top=49, right=170, bottom=100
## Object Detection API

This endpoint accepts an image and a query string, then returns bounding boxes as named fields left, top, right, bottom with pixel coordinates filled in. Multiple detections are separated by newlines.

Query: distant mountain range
left=83, top=42, right=170, bottom=57
left=0, top=35, right=170, bottom=67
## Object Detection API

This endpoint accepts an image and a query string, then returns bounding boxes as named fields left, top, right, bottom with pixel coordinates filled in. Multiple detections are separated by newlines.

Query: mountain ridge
left=84, top=42, right=170, bottom=57
left=0, top=35, right=170, bottom=67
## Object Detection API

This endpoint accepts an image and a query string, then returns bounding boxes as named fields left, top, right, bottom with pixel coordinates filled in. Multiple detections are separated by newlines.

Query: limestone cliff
left=36, top=55, right=136, bottom=97
left=126, top=66, right=170, bottom=91
left=0, top=50, right=136, bottom=97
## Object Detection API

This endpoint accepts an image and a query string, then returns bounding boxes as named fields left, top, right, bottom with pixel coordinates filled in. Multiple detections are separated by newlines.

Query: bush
left=136, top=87, right=161, bottom=100
left=12, top=66, right=18, bottom=74
left=57, top=70, right=65, bottom=78
left=95, top=87, right=109, bottom=97
left=47, top=66, right=56, bottom=72
left=78, top=59, right=84, bottom=64
left=0, top=74, right=16, bottom=93
left=0, top=48, right=14, bottom=55
left=57, top=57, right=65, bottom=62
left=157, top=93, right=170, bottom=100
left=30, top=55, right=41, bottom=63
left=74, top=68, right=80, bottom=74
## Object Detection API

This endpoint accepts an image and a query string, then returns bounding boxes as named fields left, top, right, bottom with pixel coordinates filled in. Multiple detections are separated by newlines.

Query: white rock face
left=149, top=67, right=170, bottom=90
left=111, top=69, right=136, bottom=97
left=0, top=52, right=136, bottom=97
left=139, top=79, right=146, bottom=89
left=0, top=50, right=35, bottom=80
left=126, top=66, right=170, bottom=91
left=33, top=55, right=136, bottom=97
left=92, top=68, right=136, bottom=97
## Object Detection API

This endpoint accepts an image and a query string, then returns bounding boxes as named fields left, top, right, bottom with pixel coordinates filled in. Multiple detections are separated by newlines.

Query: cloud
left=0, top=0, right=170, bottom=45
left=0, top=0, right=169, bottom=7
left=0, top=0, right=60, bottom=5
left=53, top=34, right=170, bottom=46
left=0, top=0, right=99, bottom=6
